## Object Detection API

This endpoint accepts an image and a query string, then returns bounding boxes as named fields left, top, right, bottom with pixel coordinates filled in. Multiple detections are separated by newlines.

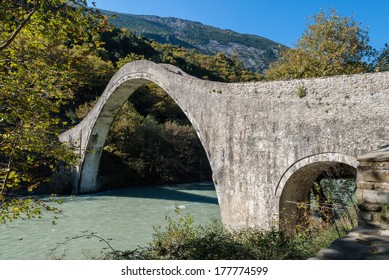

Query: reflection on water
left=0, top=182, right=220, bottom=260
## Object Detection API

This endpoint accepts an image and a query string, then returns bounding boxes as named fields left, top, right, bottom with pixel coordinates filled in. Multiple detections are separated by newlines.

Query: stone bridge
left=59, top=60, right=389, bottom=230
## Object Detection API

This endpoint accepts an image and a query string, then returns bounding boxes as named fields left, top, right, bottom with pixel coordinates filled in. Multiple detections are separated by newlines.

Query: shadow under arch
left=99, top=82, right=212, bottom=189
left=63, top=61, right=213, bottom=195
left=276, top=153, right=358, bottom=231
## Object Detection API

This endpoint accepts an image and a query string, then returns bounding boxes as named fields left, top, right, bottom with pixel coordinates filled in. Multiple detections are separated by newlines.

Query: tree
left=374, top=44, right=389, bottom=72
left=265, top=9, right=374, bottom=80
left=0, top=0, right=112, bottom=222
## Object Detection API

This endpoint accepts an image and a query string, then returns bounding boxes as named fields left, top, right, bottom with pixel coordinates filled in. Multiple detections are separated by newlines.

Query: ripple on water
left=0, top=182, right=220, bottom=259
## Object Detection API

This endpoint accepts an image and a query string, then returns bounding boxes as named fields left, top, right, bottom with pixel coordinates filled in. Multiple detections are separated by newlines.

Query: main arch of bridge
left=60, top=60, right=389, bottom=230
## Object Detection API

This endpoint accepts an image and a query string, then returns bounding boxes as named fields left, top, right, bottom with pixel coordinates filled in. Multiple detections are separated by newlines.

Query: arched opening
left=70, top=62, right=218, bottom=194
left=70, top=79, right=219, bottom=254
left=97, top=82, right=213, bottom=188
left=278, top=155, right=357, bottom=234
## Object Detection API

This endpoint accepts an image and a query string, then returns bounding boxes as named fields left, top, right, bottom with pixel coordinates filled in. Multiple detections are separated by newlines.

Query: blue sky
left=90, top=0, right=388, bottom=50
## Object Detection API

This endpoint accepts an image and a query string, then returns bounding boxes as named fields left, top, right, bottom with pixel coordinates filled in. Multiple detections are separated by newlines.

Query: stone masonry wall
left=60, top=61, right=389, bottom=230
left=357, top=147, right=389, bottom=229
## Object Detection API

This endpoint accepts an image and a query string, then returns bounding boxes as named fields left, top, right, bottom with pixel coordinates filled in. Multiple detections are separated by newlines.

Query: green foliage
left=0, top=0, right=112, bottom=222
left=149, top=45, right=263, bottom=82
left=109, top=205, right=329, bottom=260
left=309, top=178, right=357, bottom=232
left=128, top=84, right=188, bottom=123
left=97, top=27, right=263, bottom=82
left=93, top=96, right=211, bottom=187
left=98, top=28, right=158, bottom=65
left=265, top=9, right=374, bottom=80
left=296, top=85, right=307, bottom=98
left=374, top=44, right=389, bottom=72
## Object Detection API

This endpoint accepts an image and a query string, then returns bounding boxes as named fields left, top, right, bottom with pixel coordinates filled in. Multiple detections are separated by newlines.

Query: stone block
left=376, top=183, right=389, bottom=191
left=358, top=170, right=389, bottom=183
left=358, top=161, right=389, bottom=171
left=357, top=146, right=389, bottom=162
left=358, top=202, right=382, bottom=212
left=358, top=189, right=389, bottom=205
left=359, top=211, right=372, bottom=222
left=380, top=230, right=389, bottom=236
left=356, top=189, right=364, bottom=202
left=356, top=181, right=375, bottom=190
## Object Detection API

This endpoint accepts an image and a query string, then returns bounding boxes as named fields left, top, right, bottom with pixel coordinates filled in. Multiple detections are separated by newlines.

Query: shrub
left=110, top=205, right=324, bottom=260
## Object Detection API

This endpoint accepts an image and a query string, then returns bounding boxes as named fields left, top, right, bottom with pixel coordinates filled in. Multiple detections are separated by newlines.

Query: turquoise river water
left=0, top=182, right=220, bottom=259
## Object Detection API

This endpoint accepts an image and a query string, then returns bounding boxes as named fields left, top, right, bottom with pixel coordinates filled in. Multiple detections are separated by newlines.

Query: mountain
left=101, top=10, right=285, bottom=72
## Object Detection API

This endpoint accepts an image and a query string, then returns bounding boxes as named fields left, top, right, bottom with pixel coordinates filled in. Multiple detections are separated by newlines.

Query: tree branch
left=1, top=161, right=12, bottom=195
left=0, top=0, right=40, bottom=51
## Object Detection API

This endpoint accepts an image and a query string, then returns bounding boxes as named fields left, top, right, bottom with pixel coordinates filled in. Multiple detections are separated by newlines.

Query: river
left=0, top=182, right=220, bottom=260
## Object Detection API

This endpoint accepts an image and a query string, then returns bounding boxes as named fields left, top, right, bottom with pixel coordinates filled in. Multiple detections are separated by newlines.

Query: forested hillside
left=100, top=10, right=285, bottom=72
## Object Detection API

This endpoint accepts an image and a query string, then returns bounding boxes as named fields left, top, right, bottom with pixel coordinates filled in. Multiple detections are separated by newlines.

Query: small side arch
left=275, top=153, right=358, bottom=230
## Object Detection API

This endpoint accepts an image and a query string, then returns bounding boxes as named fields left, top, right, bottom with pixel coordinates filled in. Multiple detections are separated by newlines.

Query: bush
left=110, top=206, right=324, bottom=260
